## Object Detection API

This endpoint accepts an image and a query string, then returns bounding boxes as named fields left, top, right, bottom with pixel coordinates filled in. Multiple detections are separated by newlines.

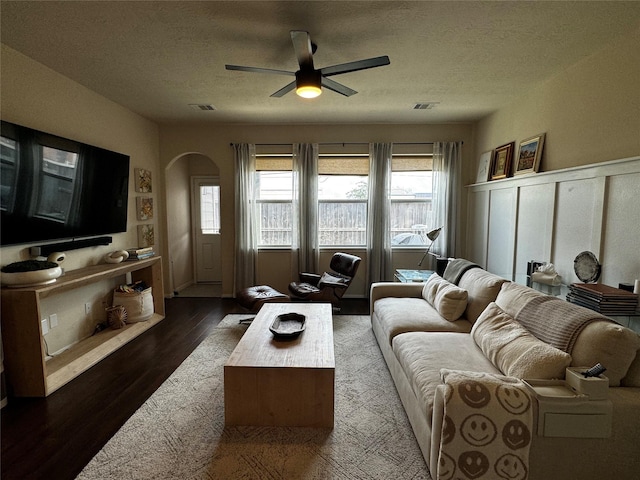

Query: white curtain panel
left=367, top=142, right=393, bottom=283
left=292, top=143, right=319, bottom=276
left=432, top=141, right=463, bottom=258
left=233, top=143, right=257, bottom=292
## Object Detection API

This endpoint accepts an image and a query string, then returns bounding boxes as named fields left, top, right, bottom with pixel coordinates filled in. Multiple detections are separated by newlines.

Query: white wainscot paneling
left=552, top=177, right=605, bottom=284
left=466, top=190, right=490, bottom=266
left=514, top=183, right=555, bottom=283
left=487, top=187, right=516, bottom=279
left=601, top=172, right=640, bottom=286
left=467, top=157, right=639, bottom=291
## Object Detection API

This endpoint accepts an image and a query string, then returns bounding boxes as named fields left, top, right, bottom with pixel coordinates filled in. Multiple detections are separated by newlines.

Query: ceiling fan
left=225, top=30, right=390, bottom=99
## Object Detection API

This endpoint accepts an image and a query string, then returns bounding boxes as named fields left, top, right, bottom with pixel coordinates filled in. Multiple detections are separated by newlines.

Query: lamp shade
left=418, top=226, right=443, bottom=267
left=426, top=227, right=442, bottom=242
left=295, top=70, right=322, bottom=98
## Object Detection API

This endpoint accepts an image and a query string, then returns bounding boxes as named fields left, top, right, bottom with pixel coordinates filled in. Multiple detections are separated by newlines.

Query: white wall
left=165, top=156, right=194, bottom=293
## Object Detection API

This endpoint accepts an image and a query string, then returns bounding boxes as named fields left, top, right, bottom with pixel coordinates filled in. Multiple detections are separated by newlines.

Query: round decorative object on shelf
left=106, top=305, right=127, bottom=329
left=574, top=251, right=601, bottom=283
left=1, top=260, right=63, bottom=288
left=104, top=250, right=130, bottom=264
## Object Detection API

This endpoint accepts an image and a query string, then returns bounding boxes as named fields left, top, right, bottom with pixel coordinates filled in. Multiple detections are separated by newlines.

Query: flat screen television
left=1, top=120, right=130, bottom=247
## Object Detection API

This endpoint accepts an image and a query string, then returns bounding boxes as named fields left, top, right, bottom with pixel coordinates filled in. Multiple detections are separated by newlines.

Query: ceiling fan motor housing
left=295, top=69, right=322, bottom=98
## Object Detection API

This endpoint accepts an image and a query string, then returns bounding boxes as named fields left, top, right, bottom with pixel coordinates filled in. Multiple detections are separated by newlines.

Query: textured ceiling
left=2, top=1, right=639, bottom=125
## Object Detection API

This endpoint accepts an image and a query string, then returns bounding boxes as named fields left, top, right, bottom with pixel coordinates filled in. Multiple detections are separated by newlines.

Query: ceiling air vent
left=189, top=104, right=216, bottom=111
left=413, top=102, right=439, bottom=110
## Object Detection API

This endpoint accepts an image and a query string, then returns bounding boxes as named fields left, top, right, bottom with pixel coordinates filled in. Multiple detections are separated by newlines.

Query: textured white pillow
left=472, top=302, right=572, bottom=379
left=422, top=273, right=468, bottom=321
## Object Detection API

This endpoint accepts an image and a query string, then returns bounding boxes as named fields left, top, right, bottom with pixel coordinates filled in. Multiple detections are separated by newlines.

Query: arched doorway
left=165, top=152, right=220, bottom=297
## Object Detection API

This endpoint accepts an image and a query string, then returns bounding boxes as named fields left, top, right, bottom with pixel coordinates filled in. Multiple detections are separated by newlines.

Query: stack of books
left=567, top=283, right=638, bottom=315
left=126, top=247, right=155, bottom=260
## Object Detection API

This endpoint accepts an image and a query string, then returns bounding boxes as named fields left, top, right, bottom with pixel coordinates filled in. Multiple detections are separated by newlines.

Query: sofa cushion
left=457, top=268, right=508, bottom=324
left=373, top=298, right=472, bottom=345
left=421, top=273, right=468, bottom=321
left=570, top=321, right=640, bottom=386
left=508, top=290, right=640, bottom=386
left=495, top=281, right=545, bottom=318
left=392, top=331, right=501, bottom=425
left=621, top=349, right=640, bottom=387
left=471, top=302, right=572, bottom=379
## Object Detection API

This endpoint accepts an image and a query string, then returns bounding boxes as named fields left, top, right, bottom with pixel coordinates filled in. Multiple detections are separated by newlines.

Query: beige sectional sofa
left=370, top=260, right=640, bottom=479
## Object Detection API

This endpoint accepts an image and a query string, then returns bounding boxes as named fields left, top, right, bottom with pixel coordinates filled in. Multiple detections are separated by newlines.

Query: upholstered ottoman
left=236, top=285, right=290, bottom=312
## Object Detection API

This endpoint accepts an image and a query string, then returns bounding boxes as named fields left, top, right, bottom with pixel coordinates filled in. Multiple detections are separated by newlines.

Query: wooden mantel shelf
left=1, top=256, right=164, bottom=397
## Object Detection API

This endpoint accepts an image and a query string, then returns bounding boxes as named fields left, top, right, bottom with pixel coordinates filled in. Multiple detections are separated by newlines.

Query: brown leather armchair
left=288, top=252, right=361, bottom=305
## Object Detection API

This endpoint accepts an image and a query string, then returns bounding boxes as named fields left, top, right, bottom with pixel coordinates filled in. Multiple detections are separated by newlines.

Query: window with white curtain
left=389, top=154, right=433, bottom=247
left=256, top=152, right=293, bottom=247
left=318, top=153, right=369, bottom=247
left=254, top=146, right=432, bottom=248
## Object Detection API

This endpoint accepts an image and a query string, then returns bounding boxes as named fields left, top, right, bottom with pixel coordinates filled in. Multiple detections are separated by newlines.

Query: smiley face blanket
left=437, top=369, right=533, bottom=480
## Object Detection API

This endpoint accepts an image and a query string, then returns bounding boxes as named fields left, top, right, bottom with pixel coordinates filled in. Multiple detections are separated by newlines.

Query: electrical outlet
left=85, top=302, right=92, bottom=316
left=41, top=318, right=49, bottom=335
left=50, top=313, right=59, bottom=328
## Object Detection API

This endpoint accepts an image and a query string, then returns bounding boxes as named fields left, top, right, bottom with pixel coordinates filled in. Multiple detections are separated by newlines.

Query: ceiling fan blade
left=270, top=80, right=297, bottom=98
left=225, top=64, right=294, bottom=76
left=290, top=30, right=314, bottom=70
left=320, top=55, right=390, bottom=77
left=321, top=77, right=357, bottom=97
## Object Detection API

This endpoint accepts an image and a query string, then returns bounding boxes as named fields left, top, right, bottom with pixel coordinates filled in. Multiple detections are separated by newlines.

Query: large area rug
left=77, top=315, right=431, bottom=479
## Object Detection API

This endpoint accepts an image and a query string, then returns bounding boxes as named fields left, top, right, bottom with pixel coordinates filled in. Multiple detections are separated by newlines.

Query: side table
left=394, top=269, right=434, bottom=283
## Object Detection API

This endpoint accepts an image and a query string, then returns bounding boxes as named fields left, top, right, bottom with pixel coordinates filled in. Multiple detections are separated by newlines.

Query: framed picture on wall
left=490, top=142, right=515, bottom=180
left=136, top=197, right=153, bottom=220
left=476, top=150, right=493, bottom=183
left=135, top=168, right=152, bottom=193
left=137, top=224, right=154, bottom=247
left=515, top=133, right=545, bottom=175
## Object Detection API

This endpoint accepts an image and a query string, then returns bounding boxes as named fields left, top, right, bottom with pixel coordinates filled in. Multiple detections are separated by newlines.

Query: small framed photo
left=476, top=150, right=493, bottom=183
left=515, top=133, right=545, bottom=175
left=490, top=142, right=515, bottom=180
left=134, top=168, right=152, bottom=193
left=136, top=197, right=153, bottom=221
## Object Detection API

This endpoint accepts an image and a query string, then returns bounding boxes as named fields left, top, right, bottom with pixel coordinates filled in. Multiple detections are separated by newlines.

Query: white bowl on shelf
left=1, top=266, right=63, bottom=288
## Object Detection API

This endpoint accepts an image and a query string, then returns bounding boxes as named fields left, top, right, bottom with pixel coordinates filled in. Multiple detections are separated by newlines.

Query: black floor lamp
left=418, top=227, right=443, bottom=267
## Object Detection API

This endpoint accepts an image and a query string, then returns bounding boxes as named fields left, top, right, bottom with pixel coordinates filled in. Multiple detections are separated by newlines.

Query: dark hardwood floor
left=1, top=297, right=369, bottom=480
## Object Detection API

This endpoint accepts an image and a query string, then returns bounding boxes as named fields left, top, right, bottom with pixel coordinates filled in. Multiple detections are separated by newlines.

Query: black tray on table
left=269, top=313, right=306, bottom=339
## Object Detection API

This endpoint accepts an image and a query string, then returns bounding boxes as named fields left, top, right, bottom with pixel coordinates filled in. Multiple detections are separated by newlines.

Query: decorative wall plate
left=573, top=251, right=601, bottom=283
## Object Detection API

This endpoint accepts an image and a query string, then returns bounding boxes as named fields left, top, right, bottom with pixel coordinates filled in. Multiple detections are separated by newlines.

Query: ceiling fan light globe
left=296, top=85, right=322, bottom=98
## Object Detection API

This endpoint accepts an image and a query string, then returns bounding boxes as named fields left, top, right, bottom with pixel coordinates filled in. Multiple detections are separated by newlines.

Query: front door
left=191, top=176, right=221, bottom=283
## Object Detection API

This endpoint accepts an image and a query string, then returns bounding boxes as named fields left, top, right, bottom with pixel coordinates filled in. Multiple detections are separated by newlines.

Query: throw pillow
left=457, top=268, right=508, bottom=324
left=472, top=302, right=572, bottom=379
left=422, top=273, right=468, bottom=321
left=495, top=281, right=543, bottom=318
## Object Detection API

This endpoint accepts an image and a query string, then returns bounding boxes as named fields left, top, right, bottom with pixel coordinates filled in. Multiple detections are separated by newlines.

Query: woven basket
left=112, top=287, right=154, bottom=322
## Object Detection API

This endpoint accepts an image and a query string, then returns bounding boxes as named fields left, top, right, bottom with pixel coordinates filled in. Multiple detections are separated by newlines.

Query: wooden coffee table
left=224, top=302, right=335, bottom=428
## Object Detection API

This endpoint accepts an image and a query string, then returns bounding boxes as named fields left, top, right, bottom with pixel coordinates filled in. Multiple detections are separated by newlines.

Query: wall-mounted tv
left=1, top=120, right=130, bottom=247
